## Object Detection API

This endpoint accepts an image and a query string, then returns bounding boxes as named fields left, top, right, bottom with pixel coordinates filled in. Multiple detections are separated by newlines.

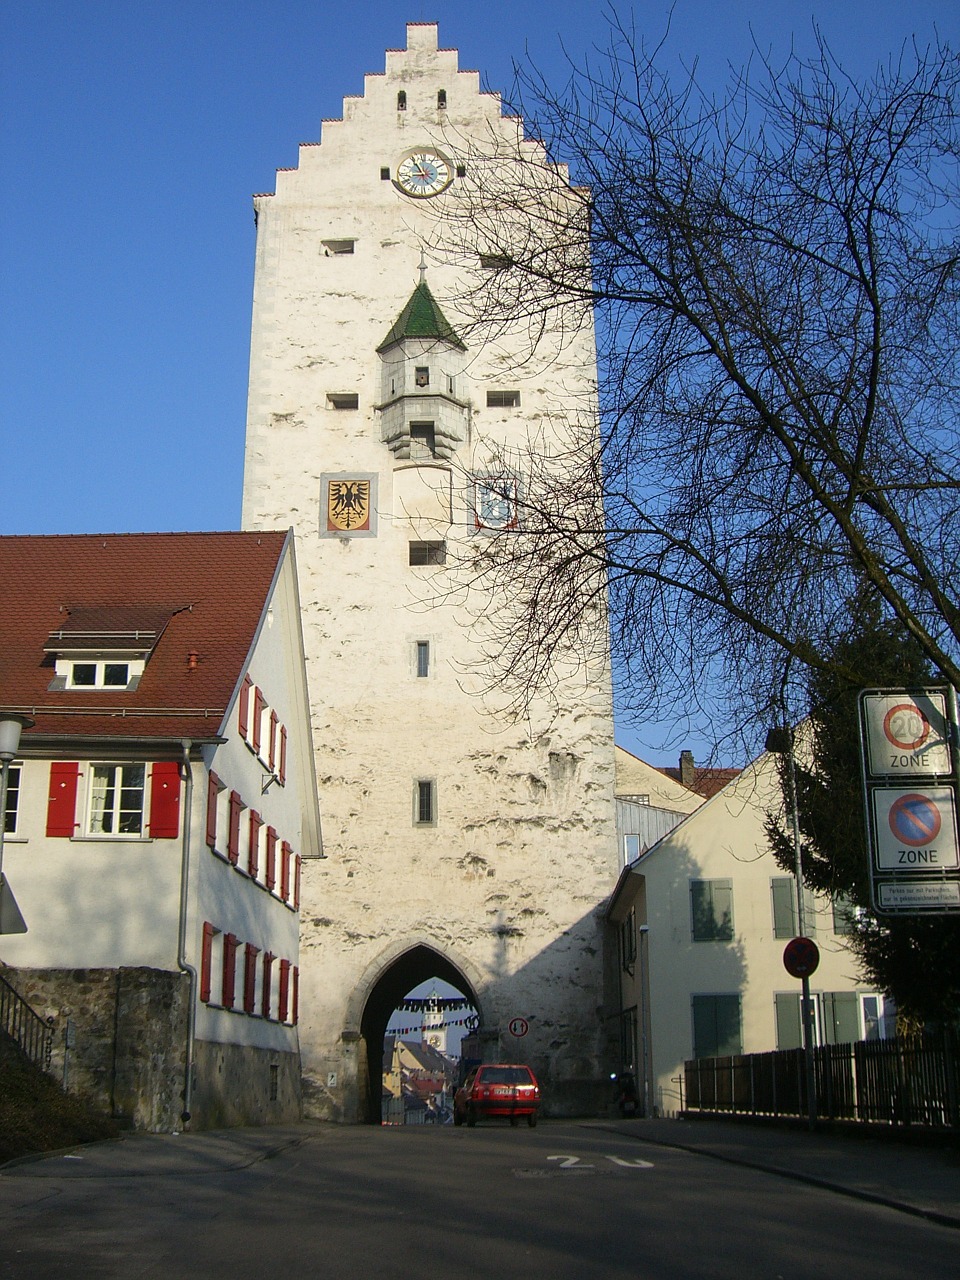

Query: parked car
left=453, top=1064, right=540, bottom=1127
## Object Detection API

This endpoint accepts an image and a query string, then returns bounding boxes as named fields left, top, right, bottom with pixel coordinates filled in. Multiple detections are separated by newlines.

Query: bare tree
left=432, top=20, right=960, bottom=751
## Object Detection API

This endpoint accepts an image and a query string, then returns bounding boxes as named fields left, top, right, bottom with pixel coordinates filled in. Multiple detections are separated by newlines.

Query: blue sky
left=2, top=1, right=956, bottom=760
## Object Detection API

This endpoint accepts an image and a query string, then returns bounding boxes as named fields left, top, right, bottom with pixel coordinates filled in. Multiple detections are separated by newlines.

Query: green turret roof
left=377, top=281, right=466, bottom=353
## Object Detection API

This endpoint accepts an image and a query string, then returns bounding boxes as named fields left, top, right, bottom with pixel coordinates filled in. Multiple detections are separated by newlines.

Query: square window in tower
left=410, top=423, right=436, bottom=459
left=409, top=541, right=446, bottom=566
left=415, top=366, right=430, bottom=387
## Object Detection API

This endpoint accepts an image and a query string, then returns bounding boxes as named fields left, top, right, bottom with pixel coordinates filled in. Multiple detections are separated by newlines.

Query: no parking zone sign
left=859, top=689, right=960, bottom=915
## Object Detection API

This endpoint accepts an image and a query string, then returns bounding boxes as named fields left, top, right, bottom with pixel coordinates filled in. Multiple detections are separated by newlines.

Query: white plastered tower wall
left=241, top=23, right=620, bottom=1119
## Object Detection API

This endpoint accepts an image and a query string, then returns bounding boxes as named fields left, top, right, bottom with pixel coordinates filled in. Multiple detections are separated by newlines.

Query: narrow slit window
left=409, top=541, right=446, bottom=566
left=456, top=164, right=467, bottom=178
left=381, top=167, right=391, bottom=181
left=416, top=641, right=430, bottom=678
left=397, top=90, right=407, bottom=111
left=486, top=390, right=521, bottom=408
left=437, top=89, right=447, bottom=109
left=416, top=779, right=435, bottom=825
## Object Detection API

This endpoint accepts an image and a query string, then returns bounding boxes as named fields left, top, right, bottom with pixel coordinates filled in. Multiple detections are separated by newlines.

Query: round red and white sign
left=508, top=1017, right=529, bottom=1037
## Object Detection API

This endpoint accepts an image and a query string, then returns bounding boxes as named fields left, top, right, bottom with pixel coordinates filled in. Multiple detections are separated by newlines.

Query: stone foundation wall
left=3, top=967, right=303, bottom=1131
left=192, top=1039, right=302, bottom=1128
left=3, top=966, right=189, bottom=1132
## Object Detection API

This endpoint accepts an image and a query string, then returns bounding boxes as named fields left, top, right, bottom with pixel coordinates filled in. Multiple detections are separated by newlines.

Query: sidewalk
left=584, top=1115, right=960, bottom=1228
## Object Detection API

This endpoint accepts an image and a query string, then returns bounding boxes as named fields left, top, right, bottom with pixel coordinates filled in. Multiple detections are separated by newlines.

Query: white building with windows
left=241, top=22, right=620, bottom=1121
left=0, top=531, right=321, bottom=1130
left=608, top=745, right=892, bottom=1117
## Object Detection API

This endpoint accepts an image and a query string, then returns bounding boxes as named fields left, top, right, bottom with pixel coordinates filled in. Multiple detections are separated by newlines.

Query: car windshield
left=480, top=1067, right=530, bottom=1085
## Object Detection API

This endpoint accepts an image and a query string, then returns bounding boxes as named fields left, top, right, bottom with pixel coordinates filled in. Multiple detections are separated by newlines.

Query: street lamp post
left=766, top=723, right=818, bottom=1131
left=0, top=714, right=34, bottom=933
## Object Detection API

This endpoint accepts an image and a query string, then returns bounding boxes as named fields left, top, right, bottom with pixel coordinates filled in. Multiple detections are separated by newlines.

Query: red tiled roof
left=658, top=766, right=741, bottom=800
left=0, top=532, right=288, bottom=745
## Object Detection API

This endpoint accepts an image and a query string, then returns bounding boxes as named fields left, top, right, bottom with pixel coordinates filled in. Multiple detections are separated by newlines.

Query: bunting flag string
left=387, top=1015, right=477, bottom=1036
left=394, top=997, right=474, bottom=1013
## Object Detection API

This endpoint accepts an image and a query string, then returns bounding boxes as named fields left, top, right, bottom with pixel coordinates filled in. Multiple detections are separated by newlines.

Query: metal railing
left=0, top=973, right=54, bottom=1074
left=684, top=1032, right=959, bottom=1129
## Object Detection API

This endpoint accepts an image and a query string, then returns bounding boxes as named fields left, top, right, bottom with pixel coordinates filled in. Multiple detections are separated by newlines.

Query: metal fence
left=684, top=1032, right=959, bottom=1129
left=0, top=973, right=54, bottom=1075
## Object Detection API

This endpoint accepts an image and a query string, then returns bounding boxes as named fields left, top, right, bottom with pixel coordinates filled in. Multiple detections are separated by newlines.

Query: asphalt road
left=1, top=1121, right=956, bottom=1278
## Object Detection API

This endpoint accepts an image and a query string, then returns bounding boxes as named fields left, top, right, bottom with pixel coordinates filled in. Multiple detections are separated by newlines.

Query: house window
left=623, top=833, right=641, bottom=864
left=269, top=1064, right=279, bottom=1101
left=380, top=167, right=391, bottom=181
left=620, top=907, right=637, bottom=970
left=415, top=779, right=436, bottom=825
left=771, top=876, right=817, bottom=938
left=87, top=764, right=145, bottom=836
left=416, top=641, right=430, bottom=678
left=479, top=253, right=510, bottom=270
left=690, top=879, right=734, bottom=942
left=486, top=390, right=521, bottom=408
left=322, top=239, right=355, bottom=255
left=692, top=994, right=742, bottom=1059
left=68, top=661, right=131, bottom=689
left=832, top=894, right=857, bottom=935
left=410, top=423, right=436, bottom=459
left=3, top=764, right=20, bottom=835
left=437, top=89, right=447, bottom=109
left=327, top=393, right=359, bottom=410
left=409, top=541, right=446, bottom=566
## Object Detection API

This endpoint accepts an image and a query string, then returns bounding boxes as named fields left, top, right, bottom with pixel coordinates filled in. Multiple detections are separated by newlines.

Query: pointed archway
left=358, top=944, right=481, bottom=1124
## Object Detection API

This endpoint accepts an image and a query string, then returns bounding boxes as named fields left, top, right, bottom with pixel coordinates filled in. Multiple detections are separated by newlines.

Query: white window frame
left=3, top=763, right=21, bottom=836
left=57, top=658, right=143, bottom=690
left=85, top=762, right=147, bottom=838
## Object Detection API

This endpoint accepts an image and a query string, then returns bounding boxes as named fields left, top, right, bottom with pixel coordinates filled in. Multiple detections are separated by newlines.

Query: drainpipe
left=176, top=738, right=196, bottom=1127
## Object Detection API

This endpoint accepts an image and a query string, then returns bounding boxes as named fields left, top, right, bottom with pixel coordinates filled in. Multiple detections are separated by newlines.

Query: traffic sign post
left=859, top=687, right=960, bottom=915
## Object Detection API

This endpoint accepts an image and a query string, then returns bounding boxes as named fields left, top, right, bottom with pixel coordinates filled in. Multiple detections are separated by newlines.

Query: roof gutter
left=176, top=738, right=197, bottom=1128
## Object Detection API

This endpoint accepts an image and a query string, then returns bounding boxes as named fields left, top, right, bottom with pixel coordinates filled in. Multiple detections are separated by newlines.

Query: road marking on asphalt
left=513, top=1154, right=655, bottom=1178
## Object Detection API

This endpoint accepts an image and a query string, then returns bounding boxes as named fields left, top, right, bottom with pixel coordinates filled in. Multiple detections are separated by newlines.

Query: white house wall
left=634, top=751, right=873, bottom=1116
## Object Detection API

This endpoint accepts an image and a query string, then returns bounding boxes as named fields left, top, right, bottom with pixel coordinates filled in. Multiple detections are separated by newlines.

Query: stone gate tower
left=241, top=22, right=619, bottom=1120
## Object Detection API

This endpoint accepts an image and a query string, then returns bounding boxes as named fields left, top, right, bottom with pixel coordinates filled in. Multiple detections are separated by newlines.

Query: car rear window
left=479, top=1067, right=532, bottom=1085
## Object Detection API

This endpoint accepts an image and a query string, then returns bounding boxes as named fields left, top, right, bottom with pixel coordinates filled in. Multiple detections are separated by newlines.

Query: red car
left=454, top=1064, right=540, bottom=1127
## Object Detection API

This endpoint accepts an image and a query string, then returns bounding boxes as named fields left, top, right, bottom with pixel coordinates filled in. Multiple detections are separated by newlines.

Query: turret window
left=410, top=423, right=436, bottom=459
left=415, top=366, right=430, bottom=387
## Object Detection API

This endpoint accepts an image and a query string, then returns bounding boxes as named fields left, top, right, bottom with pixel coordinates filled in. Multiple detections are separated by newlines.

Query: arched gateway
left=353, top=944, right=481, bottom=1124
left=241, top=23, right=620, bottom=1121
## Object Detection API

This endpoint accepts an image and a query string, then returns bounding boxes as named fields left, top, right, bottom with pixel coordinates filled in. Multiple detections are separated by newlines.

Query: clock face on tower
left=395, top=151, right=453, bottom=198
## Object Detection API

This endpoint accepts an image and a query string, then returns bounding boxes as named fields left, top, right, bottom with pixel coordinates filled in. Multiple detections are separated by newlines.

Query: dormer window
left=45, top=604, right=175, bottom=693
left=69, top=661, right=131, bottom=689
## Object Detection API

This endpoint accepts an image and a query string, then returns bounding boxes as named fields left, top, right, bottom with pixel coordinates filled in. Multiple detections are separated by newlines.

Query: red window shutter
left=200, top=922, right=216, bottom=1003
left=248, top=810, right=263, bottom=878
left=148, top=761, right=181, bottom=838
left=228, top=791, right=243, bottom=865
left=261, top=952, right=274, bottom=1019
left=238, top=675, right=252, bottom=739
left=222, top=933, right=239, bottom=1009
left=252, top=688, right=265, bottom=754
left=46, top=762, right=80, bottom=837
left=278, top=726, right=287, bottom=784
left=280, top=840, right=291, bottom=902
left=268, top=710, right=278, bottom=771
left=265, top=826, right=277, bottom=891
left=279, top=958, right=291, bottom=1023
left=292, top=966, right=300, bottom=1025
left=294, top=854, right=302, bottom=910
left=205, top=772, right=221, bottom=848
left=243, top=943, right=259, bottom=1014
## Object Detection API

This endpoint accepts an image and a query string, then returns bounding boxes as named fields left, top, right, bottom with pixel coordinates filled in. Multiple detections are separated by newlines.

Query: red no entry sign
left=783, top=936, right=820, bottom=979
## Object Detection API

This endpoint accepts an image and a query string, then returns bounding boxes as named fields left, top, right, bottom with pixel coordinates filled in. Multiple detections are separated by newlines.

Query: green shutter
left=692, top=994, right=742, bottom=1058
left=832, top=895, right=855, bottom=935
left=775, top=992, right=803, bottom=1049
left=824, top=991, right=860, bottom=1045
left=771, top=878, right=797, bottom=939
